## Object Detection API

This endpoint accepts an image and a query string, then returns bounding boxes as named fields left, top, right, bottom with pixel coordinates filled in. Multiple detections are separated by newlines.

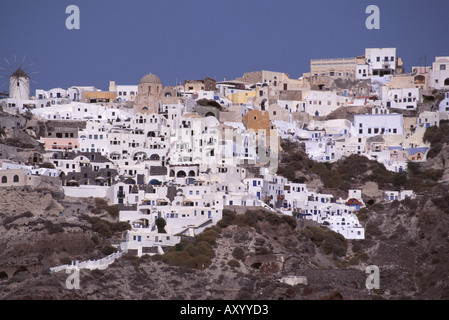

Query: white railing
left=50, top=250, right=124, bottom=273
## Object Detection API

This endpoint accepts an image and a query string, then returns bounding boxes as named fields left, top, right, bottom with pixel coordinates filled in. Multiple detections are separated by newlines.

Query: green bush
left=44, top=221, right=64, bottom=234
left=348, top=256, right=359, bottom=265
left=92, top=220, right=112, bottom=237
left=227, top=259, right=240, bottom=268
left=161, top=228, right=218, bottom=269
left=195, top=241, right=215, bottom=259
left=195, top=228, right=218, bottom=245
left=365, top=222, right=382, bottom=238
left=301, top=225, right=347, bottom=257
left=155, top=217, right=167, bottom=233
left=423, top=122, right=449, bottom=146
left=303, top=225, right=327, bottom=246
left=111, top=221, right=131, bottom=233
left=162, top=250, right=212, bottom=269
left=232, top=247, right=245, bottom=261
left=104, top=205, right=120, bottom=218
left=356, top=251, right=370, bottom=262
left=217, top=209, right=236, bottom=228
left=82, top=216, right=130, bottom=237
left=321, top=232, right=347, bottom=257
left=235, top=210, right=261, bottom=228
left=101, top=245, right=117, bottom=256
left=93, top=198, right=120, bottom=219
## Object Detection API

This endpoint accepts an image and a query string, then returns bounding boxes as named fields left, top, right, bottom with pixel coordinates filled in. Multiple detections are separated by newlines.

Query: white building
left=365, top=48, right=397, bottom=77
left=383, top=190, right=415, bottom=202
left=79, top=120, right=111, bottom=154
left=439, top=91, right=449, bottom=114
left=31, top=102, right=133, bottom=122
left=354, top=113, right=404, bottom=137
left=429, top=56, right=449, bottom=90
left=417, top=111, right=440, bottom=129
left=382, top=87, right=421, bottom=111
left=109, top=81, right=138, bottom=102
left=303, top=90, right=348, bottom=117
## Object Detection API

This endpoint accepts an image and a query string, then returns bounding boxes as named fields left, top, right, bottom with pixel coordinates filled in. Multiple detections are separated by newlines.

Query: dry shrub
left=232, top=246, right=245, bottom=261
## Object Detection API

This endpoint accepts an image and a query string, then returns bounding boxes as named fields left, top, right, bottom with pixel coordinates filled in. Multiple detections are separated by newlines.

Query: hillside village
left=1, top=47, right=449, bottom=268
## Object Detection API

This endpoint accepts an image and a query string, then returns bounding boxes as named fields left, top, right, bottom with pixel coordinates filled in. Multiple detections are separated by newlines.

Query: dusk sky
left=1, top=0, right=449, bottom=92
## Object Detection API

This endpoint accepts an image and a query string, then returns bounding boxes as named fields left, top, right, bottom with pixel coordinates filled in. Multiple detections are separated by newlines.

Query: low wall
left=50, top=251, right=124, bottom=273
left=63, top=185, right=109, bottom=198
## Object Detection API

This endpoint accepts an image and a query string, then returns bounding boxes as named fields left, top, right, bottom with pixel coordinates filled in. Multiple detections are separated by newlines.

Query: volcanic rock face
left=1, top=183, right=449, bottom=300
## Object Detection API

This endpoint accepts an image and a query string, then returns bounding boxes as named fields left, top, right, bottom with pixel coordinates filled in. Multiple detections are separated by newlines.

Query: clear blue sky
left=1, top=0, right=449, bottom=92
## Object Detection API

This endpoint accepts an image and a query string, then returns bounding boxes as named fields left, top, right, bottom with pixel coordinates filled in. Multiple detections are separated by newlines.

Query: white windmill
left=9, top=66, right=30, bottom=100
left=0, top=54, right=39, bottom=100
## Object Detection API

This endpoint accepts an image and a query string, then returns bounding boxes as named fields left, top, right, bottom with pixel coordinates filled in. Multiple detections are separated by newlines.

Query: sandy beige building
left=134, top=73, right=163, bottom=114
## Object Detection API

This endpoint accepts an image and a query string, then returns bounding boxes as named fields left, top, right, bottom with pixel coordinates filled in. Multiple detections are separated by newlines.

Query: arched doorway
left=176, top=170, right=186, bottom=178
left=414, top=75, right=425, bottom=84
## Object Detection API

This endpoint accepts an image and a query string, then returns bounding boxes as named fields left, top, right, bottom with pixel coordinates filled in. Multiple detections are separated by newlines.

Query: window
left=440, top=64, right=446, bottom=71
left=1, top=176, right=7, bottom=183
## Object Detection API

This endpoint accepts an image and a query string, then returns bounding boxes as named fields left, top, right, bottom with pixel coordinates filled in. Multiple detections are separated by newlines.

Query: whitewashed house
left=353, top=113, right=404, bottom=137
left=429, top=56, right=449, bottom=90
